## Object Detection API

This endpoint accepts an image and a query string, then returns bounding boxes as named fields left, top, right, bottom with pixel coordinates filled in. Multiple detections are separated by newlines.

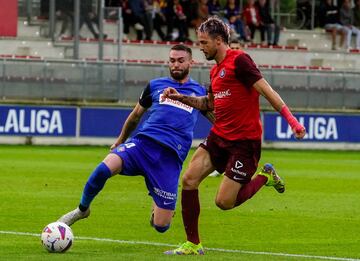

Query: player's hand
left=293, top=125, right=306, bottom=140
left=110, top=143, right=118, bottom=151
left=162, top=87, right=182, bottom=101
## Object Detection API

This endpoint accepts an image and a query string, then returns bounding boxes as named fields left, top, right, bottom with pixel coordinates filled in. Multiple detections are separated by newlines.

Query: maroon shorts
left=200, top=131, right=261, bottom=184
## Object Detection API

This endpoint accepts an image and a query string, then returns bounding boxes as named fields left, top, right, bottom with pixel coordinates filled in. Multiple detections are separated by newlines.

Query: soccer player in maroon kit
left=163, top=16, right=306, bottom=255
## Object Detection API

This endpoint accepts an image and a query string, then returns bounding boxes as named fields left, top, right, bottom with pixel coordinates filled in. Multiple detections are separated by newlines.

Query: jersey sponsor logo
left=163, top=201, right=173, bottom=205
left=159, top=94, right=193, bottom=113
left=231, top=161, right=247, bottom=176
left=231, top=169, right=247, bottom=176
left=235, top=160, right=243, bottom=169
left=214, top=89, right=231, bottom=99
left=154, top=187, right=177, bottom=200
left=219, top=68, right=226, bottom=78
left=233, top=175, right=243, bottom=181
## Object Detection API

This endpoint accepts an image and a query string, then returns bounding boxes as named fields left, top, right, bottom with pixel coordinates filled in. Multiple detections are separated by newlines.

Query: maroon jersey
left=210, top=49, right=262, bottom=140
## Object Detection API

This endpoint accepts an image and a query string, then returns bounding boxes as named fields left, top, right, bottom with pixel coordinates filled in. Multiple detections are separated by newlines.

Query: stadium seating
left=1, top=18, right=359, bottom=71
left=1, top=15, right=359, bottom=110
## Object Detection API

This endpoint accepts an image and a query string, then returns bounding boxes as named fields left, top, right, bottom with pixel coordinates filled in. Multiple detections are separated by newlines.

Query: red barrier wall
left=0, top=0, right=18, bottom=37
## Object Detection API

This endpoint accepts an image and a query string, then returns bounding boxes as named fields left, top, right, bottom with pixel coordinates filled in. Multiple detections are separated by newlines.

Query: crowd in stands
left=106, top=0, right=280, bottom=45
left=319, top=0, right=360, bottom=50
left=40, top=0, right=106, bottom=39
left=37, top=0, right=360, bottom=51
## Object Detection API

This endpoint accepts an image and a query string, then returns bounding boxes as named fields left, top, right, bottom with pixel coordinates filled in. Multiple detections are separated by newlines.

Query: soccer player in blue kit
left=58, top=44, right=208, bottom=233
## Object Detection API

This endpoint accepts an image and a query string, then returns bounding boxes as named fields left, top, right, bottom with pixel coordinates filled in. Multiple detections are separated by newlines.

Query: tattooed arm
left=162, top=87, right=214, bottom=111
left=201, top=110, right=215, bottom=123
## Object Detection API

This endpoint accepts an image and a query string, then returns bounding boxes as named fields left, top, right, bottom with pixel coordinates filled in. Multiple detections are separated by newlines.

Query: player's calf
left=149, top=209, right=171, bottom=233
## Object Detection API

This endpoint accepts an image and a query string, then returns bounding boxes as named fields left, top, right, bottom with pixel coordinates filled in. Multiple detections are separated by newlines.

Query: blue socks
left=153, top=224, right=170, bottom=233
left=79, top=162, right=112, bottom=210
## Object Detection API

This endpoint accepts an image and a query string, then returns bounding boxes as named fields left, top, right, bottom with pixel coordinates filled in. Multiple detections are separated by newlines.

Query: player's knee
left=182, top=174, right=200, bottom=189
left=215, top=198, right=234, bottom=210
left=153, top=224, right=170, bottom=233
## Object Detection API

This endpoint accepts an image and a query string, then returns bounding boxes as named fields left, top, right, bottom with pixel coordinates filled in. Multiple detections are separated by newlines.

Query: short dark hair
left=170, top=44, right=192, bottom=58
left=198, top=16, right=230, bottom=44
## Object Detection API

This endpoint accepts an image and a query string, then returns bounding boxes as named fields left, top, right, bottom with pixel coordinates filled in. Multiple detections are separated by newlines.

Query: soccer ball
left=41, top=222, right=74, bottom=253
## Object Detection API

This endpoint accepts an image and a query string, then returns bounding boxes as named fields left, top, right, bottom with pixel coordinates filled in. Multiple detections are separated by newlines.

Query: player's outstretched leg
left=58, top=162, right=112, bottom=226
left=257, top=163, right=285, bottom=193
left=149, top=205, right=173, bottom=233
left=164, top=241, right=204, bottom=255
left=164, top=190, right=204, bottom=255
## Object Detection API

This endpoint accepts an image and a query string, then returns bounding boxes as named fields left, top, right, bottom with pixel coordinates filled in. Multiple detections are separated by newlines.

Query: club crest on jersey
left=117, top=145, right=125, bottom=152
left=219, top=68, right=226, bottom=78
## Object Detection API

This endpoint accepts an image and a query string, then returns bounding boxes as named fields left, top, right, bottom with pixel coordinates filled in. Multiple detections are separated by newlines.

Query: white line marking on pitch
left=1, top=230, right=359, bottom=261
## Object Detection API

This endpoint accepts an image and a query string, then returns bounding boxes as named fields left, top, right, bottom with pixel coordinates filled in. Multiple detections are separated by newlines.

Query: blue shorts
left=111, top=135, right=182, bottom=210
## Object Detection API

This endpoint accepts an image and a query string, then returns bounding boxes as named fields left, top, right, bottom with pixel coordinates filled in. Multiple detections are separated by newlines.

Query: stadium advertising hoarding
left=0, top=105, right=77, bottom=136
left=80, top=108, right=135, bottom=137
left=80, top=107, right=212, bottom=139
left=1, top=105, right=359, bottom=144
left=264, top=112, right=360, bottom=142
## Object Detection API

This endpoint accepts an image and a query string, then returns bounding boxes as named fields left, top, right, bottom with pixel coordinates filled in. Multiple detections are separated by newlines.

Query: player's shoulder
left=232, top=49, right=256, bottom=67
left=188, top=78, right=207, bottom=93
left=229, top=49, right=248, bottom=59
left=149, top=76, right=171, bottom=85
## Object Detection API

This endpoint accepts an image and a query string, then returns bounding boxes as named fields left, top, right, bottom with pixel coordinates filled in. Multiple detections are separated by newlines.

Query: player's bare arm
left=253, top=78, right=306, bottom=139
left=110, top=103, right=147, bottom=150
left=202, top=110, right=216, bottom=123
left=162, top=87, right=214, bottom=111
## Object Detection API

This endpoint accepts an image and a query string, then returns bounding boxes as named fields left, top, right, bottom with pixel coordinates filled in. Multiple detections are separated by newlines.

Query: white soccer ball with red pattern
left=41, top=222, right=74, bottom=253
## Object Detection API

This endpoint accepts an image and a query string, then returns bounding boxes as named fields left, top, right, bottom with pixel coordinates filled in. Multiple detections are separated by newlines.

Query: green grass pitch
left=0, top=145, right=359, bottom=260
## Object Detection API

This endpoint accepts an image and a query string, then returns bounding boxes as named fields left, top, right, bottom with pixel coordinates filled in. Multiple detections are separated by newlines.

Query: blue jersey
left=136, top=77, right=206, bottom=162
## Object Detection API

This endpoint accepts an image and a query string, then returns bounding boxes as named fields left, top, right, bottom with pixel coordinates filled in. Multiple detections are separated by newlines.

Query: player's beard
left=205, top=49, right=217, bottom=61
left=170, top=67, right=189, bottom=81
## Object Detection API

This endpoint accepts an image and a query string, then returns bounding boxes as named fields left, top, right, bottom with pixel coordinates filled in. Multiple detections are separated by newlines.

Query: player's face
left=168, top=50, right=192, bottom=81
left=197, top=31, right=218, bottom=61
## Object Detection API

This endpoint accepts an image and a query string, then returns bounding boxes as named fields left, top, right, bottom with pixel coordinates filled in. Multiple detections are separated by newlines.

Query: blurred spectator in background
left=186, top=0, right=200, bottom=30
left=243, top=0, right=263, bottom=43
left=106, top=0, right=121, bottom=19
left=190, top=0, right=210, bottom=29
left=56, top=0, right=73, bottom=38
left=256, top=0, right=280, bottom=46
left=229, top=39, right=241, bottom=49
left=164, top=0, right=175, bottom=40
left=119, top=0, right=133, bottom=40
left=320, top=0, right=345, bottom=50
left=144, top=0, right=155, bottom=40
left=129, top=0, right=152, bottom=40
left=340, top=0, right=360, bottom=49
left=163, top=0, right=190, bottom=41
left=224, top=0, right=249, bottom=42
left=80, top=0, right=107, bottom=39
left=354, top=0, right=360, bottom=47
left=40, top=0, right=49, bottom=18
left=173, top=0, right=190, bottom=41
left=207, top=0, right=222, bottom=16
left=105, top=0, right=112, bottom=7
left=151, top=0, right=167, bottom=41
left=297, top=0, right=312, bottom=29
